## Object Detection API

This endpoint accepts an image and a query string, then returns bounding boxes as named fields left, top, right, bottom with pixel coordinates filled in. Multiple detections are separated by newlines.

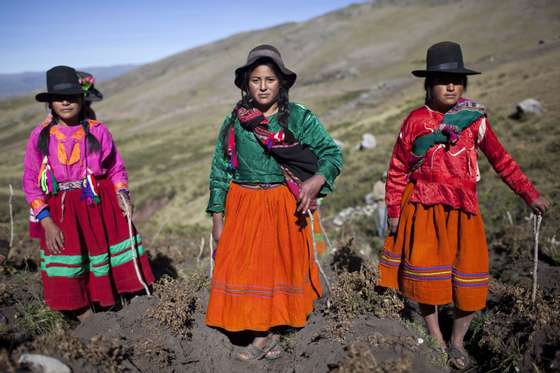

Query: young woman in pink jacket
left=23, top=66, right=154, bottom=320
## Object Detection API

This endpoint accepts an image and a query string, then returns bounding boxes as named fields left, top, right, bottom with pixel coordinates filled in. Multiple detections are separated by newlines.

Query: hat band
left=428, top=62, right=462, bottom=71
left=52, top=83, right=80, bottom=90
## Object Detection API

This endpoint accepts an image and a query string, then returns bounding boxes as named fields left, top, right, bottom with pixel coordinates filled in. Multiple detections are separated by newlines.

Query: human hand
left=41, top=217, right=64, bottom=254
left=117, top=191, right=134, bottom=218
left=530, top=196, right=550, bottom=215
left=297, top=175, right=325, bottom=212
left=212, top=213, right=224, bottom=243
left=388, top=217, right=399, bottom=235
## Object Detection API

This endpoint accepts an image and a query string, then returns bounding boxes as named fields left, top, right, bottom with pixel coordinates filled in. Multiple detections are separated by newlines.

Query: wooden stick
left=318, top=212, right=336, bottom=254
left=531, top=214, right=542, bottom=303
left=209, top=233, right=214, bottom=278
left=307, top=210, right=331, bottom=302
left=119, top=193, right=151, bottom=296
left=8, top=184, right=14, bottom=249
left=196, top=237, right=205, bottom=265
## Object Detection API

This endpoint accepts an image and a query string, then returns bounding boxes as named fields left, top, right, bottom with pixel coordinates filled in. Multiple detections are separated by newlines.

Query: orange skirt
left=378, top=183, right=489, bottom=311
left=206, top=183, right=322, bottom=332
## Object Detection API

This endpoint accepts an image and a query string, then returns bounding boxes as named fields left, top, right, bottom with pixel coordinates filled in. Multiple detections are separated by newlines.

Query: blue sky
left=0, top=0, right=362, bottom=74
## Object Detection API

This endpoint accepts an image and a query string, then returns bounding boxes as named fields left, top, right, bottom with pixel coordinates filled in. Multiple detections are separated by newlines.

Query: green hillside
left=1, top=0, right=559, bottom=255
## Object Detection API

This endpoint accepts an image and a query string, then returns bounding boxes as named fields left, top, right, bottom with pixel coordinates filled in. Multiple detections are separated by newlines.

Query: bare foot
left=77, top=309, right=94, bottom=322
left=237, top=334, right=277, bottom=361
left=265, top=343, right=283, bottom=360
left=448, top=344, right=471, bottom=370
left=433, top=336, right=447, bottom=353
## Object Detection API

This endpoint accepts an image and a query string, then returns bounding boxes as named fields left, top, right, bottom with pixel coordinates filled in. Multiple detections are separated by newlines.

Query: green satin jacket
left=206, top=103, right=343, bottom=214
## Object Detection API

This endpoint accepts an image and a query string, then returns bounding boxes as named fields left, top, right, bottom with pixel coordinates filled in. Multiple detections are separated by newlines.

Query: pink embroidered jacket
left=386, top=105, right=540, bottom=218
left=23, top=120, right=128, bottom=215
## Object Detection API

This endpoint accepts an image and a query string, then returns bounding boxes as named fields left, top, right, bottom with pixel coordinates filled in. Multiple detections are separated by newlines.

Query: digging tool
left=119, top=193, right=151, bottom=296
left=307, top=209, right=331, bottom=307
left=531, top=213, right=542, bottom=303
left=317, top=210, right=336, bottom=254
left=209, top=232, right=215, bottom=278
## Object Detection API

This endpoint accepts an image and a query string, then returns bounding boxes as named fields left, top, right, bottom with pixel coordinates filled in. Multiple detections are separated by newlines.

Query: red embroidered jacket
left=386, top=105, right=540, bottom=218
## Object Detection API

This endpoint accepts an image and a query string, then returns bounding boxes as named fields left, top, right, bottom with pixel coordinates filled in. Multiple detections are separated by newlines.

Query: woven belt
left=236, top=182, right=284, bottom=190
left=59, top=180, right=83, bottom=191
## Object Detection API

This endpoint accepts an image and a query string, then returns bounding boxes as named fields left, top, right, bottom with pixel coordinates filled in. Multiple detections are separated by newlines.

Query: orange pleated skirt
left=206, top=183, right=322, bottom=332
left=378, top=183, right=489, bottom=311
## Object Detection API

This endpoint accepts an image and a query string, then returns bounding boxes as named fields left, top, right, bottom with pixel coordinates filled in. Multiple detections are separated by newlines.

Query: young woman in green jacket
left=205, top=44, right=342, bottom=361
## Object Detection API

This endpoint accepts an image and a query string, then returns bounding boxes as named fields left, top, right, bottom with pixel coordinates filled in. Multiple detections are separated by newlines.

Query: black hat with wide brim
left=234, top=44, right=297, bottom=89
left=77, top=71, right=103, bottom=102
left=35, top=65, right=84, bottom=102
left=412, top=41, right=481, bottom=77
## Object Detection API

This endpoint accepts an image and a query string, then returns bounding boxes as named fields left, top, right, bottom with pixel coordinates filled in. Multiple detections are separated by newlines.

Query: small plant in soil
left=403, top=320, right=448, bottom=368
left=466, top=281, right=560, bottom=372
left=148, top=270, right=209, bottom=337
left=26, top=323, right=131, bottom=373
left=16, top=301, right=66, bottom=336
left=326, top=245, right=404, bottom=340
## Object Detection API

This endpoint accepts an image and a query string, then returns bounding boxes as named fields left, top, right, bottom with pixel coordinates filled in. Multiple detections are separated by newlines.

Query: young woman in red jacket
left=378, top=41, right=549, bottom=369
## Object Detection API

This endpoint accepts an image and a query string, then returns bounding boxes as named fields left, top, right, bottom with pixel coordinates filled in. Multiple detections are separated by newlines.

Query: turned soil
left=1, top=234, right=559, bottom=373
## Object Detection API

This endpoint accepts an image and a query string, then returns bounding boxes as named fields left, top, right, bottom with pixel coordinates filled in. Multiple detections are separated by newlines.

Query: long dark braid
left=220, top=92, right=252, bottom=155
left=276, top=86, right=295, bottom=143
left=221, top=61, right=294, bottom=154
left=37, top=104, right=100, bottom=156
left=81, top=118, right=101, bottom=153
left=38, top=115, right=58, bottom=156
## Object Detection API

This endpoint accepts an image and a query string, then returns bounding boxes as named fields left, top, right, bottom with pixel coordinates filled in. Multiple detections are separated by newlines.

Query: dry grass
left=28, top=324, right=131, bottom=373
left=466, top=281, right=560, bottom=372
left=0, top=283, right=13, bottom=306
left=148, top=270, right=208, bottom=337
left=326, top=247, right=404, bottom=340
left=0, top=349, right=15, bottom=373
left=15, top=302, right=66, bottom=337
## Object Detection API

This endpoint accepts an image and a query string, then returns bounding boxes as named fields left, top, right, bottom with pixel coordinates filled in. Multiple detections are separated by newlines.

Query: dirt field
left=1, top=232, right=559, bottom=372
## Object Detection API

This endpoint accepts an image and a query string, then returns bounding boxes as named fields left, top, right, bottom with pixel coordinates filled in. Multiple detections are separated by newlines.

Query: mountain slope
left=0, top=0, right=558, bottom=237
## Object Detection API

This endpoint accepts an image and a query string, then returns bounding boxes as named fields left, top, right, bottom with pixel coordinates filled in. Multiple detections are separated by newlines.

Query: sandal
left=447, top=345, right=472, bottom=370
left=236, top=336, right=279, bottom=361
left=264, top=344, right=283, bottom=360
left=236, top=344, right=267, bottom=361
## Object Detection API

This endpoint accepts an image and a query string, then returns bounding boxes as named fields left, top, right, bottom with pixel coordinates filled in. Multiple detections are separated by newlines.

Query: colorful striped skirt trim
left=378, top=183, right=489, bottom=311
left=37, top=179, right=154, bottom=311
left=206, top=183, right=322, bottom=332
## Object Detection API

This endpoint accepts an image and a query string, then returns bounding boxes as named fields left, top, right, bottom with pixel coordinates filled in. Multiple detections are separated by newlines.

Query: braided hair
left=37, top=100, right=100, bottom=156
left=221, top=60, right=294, bottom=154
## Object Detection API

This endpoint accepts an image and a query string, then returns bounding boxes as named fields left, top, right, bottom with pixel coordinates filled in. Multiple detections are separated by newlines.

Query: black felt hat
left=35, top=66, right=84, bottom=102
left=412, top=41, right=480, bottom=77
left=234, top=44, right=297, bottom=89
left=77, top=71, right=103, bottom=102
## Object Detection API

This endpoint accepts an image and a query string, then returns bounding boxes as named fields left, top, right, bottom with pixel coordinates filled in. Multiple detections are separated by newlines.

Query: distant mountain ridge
left=0, top=64, right=137, bottom=99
